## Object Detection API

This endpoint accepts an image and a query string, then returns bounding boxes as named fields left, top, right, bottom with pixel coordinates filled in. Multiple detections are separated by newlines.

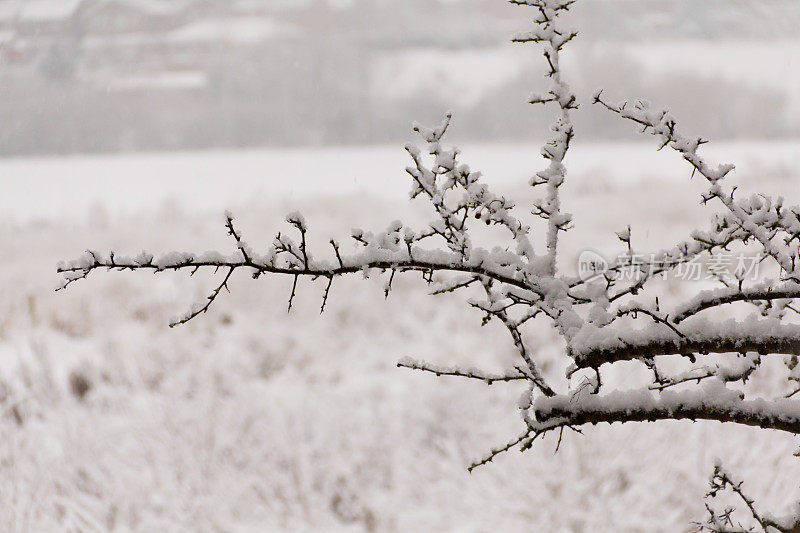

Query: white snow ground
left=0, top=140, right=799, bottom=531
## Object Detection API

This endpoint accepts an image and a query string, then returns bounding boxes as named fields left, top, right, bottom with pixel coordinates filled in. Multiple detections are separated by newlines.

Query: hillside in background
left=0, top=0, right=798, bottom=155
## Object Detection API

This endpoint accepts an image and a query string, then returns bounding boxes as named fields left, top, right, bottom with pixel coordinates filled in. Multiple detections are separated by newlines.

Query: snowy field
left=1, top=140, right=799, bottom=531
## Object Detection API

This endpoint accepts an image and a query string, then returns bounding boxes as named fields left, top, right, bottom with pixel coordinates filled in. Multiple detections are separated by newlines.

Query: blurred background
left=0, top=0, right=798, bottom=155
left=0, top=1, right=799, bottom=531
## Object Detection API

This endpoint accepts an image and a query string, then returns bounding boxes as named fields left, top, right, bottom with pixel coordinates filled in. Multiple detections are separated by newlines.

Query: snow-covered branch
left=513, top=0, right=577, bottom=276
left=56, top=0, right=800, bottom=525
left=674, top=282, right=800, bottom=323
left=698, top=462, right=800, bottom=532
left=593, top=91, right=800, bottom=284
left=532, top=381, right=800, bottom=436
left=570, top=318, right=800, bottom=370
left=397, top=357, right=531, bottom=386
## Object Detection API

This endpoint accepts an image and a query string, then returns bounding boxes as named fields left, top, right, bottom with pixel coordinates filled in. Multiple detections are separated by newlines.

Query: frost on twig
left=695, top=461, right=800, bottom=533
left=57, top=0, right=800, bottom=526
left=592, top=90, right=800, bottom=284
left=512, top=0, right=577, bottom=276
left=397, top=357, right=531, bottom=386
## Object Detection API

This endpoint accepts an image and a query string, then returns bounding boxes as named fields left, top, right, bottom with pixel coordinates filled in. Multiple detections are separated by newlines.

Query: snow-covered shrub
left=59, top=1, right=800, bottom=530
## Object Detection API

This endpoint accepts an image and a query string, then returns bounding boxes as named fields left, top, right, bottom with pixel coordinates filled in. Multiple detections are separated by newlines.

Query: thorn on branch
left=385, top=269, right=396, bottom=299
left=288, top=274, right=299, bottom=313
left=330, top=239, right=344, bottom=268
left=320, top=276, right=333, bottom=314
